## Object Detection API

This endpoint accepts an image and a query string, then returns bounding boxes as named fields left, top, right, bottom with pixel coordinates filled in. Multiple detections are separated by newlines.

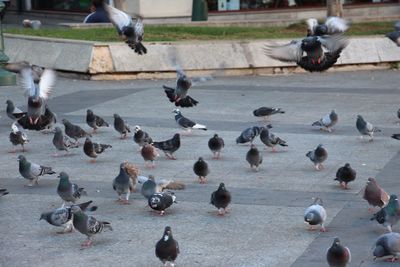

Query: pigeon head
left=148, top=175, right=155, bottom=181
left=314, top=24, right=328, bottom=36
left=172, top=109, right=181, bottom=115
left=198, top=157, right=204, bottom=162
left=332, top=237, right=341, bottom=246
left=373, top=245, right=386, bottom=259
left=367, top=177, right=376, bottom=184
left=163, top=226, right=172, bottom=240
left=266, top=124, right=273, bottom=129
left=58, top=172, right=69, bottom=180
left=85, top=137, right=91, bottom=143
left=54, top=126, right=62, bottom=133
left=356, top=115, right=363, bottom=120
left=306, top=151, right=312, bottom=158
left=113, top=113, right=120, bottom=119
left=213, top=134, right=219, bottom=138
left=61, top=119, right=70, bottom=125
left=344, top=163, right=350, bottom=168
left=6, top=99, right=12, bottom=105
left=301, top=36, right=320, bottom=51
left=17, top=155, right=26, bottom=162
left=218, top=183, right=226, bottom=190
left=389, top=194, right=398, bottom=202
left=87, top=109, right=93, bottom=115
left=70, top=205, right=82, bottom=214
left=317, top=144, right=323, bottom=148
left=171, top=194, right=177, bottom=203
left=250, top=144, right=257, bottom=149
left=134, top=125, right=141, bottom=132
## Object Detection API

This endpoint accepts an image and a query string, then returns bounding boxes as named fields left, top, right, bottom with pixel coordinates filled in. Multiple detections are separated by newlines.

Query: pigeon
left=264, top=34, right=348, bottom=72
left=62, top=119, right=92, bottom=144
left=52, top=126, right=79, bottom=157
left=86, top=109, right=109, bottom=133
left=312, top=110, right=338, bottom=132
left=148, top=192, right=177, bottom=216
left=193, top=157, right=209, bottom=184
left=173, top=109, right=207, bottom=134
left=6, top=100, right=26, bottom=120
left=113, top=163, right=134, bottom=204
left=259, top=125, right=287, bottom=152
left=356, top=115, right=381, bottom=141
left=0, top=188, right=9, bottom=197
left=306, top=144, right=328, bottom=171
left=133, top=125, right=153, bottom=150
left=371, top=194, right=400, bottom=232
left=71, top=205, right=112, bottom=248
left=9, top=122, right=29, bottom=153
left=306, top=17, right=349, bottom=37
left=40, top=201, right=97, bottom=234
left=326, top=237, right=351, bottom=267
left=113, top=113, right=131, bottom=139
left=391, top=134, right=400, bottom=140
left=17, top=155, right=56, bottom=186
left=18, top=104, right=57, bottom=132
left=210, top=183, right=231, bottom=215
left=104, top=4, right=147, bottom=55
left=153, top=133, right=181, bottom=160
left=155, top=226, right=180, bottom=266
left=139, top=175, right=185, bottom=199
left=122, top=161, right=139, bottom=192
left=141, top=143, right=159, bottom=168
left=208, top=134, right=225, bottom=159
left=334, top=163, right=356, bottom=189
left=397, top=108, right=400, bottom=120
left=57, top=172, right=86, bottom=205
left=19, top=68, right=56, bottom=125
left=246, top=144, right=263, bottom=172
left=236, top=126, right=261, bottom=145
left=363, top=177, right=390, bottom=211
left=4, top=61, right=43, bottom=83
left=253, top=107, right=285, bottom=121
left=386, top=21, right=400, bottom=46
left=304, top=198, right=327, bottom=232
left=373, top=232, right=400, bottom=262
left=141, top=175, right=157, bottom=199
left=83, top=137, right=112, bottom=163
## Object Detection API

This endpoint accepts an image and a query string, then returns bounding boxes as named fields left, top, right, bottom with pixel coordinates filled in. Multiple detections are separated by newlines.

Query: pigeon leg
left=212, top=152, right=217, bottom=159
left=320, top=225, right=326, bottom=232
left=81, top=238, right=93, bottom=248
left=57, top=221, right=74, bottom=234
left=21, top=145, right=26, bottom=152
left=308, top=225, right=315, bottom=231
left=160, top=210, right=165, bottom=216
left=8, top=146, right=17, bottom=153
left=315, top=164, right=321, bottom=171
left=272, top=146, right=276, bottom=152
left=387, top=225, right=393, bottom=232
left=89, top=159, right=97, bottom=164
left=218, top=208, right=225, bottom=216
left=368, top=207, right=375, bottom=213
left=53, top=151, right=59, bottom=157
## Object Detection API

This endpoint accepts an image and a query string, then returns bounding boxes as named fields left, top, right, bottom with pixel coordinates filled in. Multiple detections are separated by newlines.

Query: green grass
left=4, top=21, right=395, bottom=42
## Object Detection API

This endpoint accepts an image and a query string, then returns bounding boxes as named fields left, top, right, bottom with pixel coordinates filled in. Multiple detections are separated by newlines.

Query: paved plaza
left=0, top=69, right=400, bottom=266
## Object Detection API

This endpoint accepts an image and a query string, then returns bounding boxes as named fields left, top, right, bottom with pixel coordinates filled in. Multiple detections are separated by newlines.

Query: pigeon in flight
left=306, top=16, right=349, bottom=37
left=334, top=163, right=356, bottom=189
left=312, top=110, right=338, bottom=132
left=373, top=232, right=400, bottom=262
left=326, top=237, right=351, bottom=267
left=236, top=126, right=261, bottom=145
left=153, top=133, right=181, bottom=160
left=6, top=100, right=26, bottom=121
left=173, top=109, right=207, bottom=134
left=356, top=115, right=381, bottom=141
left=253, top=107, right=285, bottom=121
left=155, top=226, right=180, bottom=266
left=208, top=134, right=225, bottom=159
left=210, top=183, right=231, bottom=215
left=113, top=113, right=131, bottom=139
left=86, top=109, right=109, bottom=134
left=363, top=177, right=390, bottom=212
left=83, top=137, right=112, bottom=163
left=9, top=122, right=29, bottom=153
left=306, top=144, right=328, bottom=171
left=259, top=125, right=287, bottom=152
left=17, top=155, right=56, bottom=187
left=246, top=144, right=263, bottom=172
left=386, top=21, right=400, bottom=46
left=52, top=126, right=79, bottom=157
left=304, top=197, right=327, bottom=232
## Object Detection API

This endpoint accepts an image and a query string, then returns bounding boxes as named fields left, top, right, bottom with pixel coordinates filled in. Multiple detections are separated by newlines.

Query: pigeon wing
left=318, top=34, right=348, bottom=53
left=264, top=40, right=303, bottom=63
left=178, top=116, right=196, bottom=128
left=325, top=17, right=349, bottom=34
left=38, top=69, right=56, bottom=100
left=20, top=68, right=36, bottom=97
left=104, top=4, right=132, bottom=32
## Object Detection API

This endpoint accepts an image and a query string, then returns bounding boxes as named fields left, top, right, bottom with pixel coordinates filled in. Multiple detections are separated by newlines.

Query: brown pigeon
left=363, top=177, right=390, bottom=211
left=141, top=143, right=159, bottom=169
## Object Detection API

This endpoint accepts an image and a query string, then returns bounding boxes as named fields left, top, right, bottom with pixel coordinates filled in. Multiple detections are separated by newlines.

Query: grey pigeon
left=9, top=122, right=29, bottom=153
left=71, top=205, right=112, bottom=248
left=83, top=137, right=112, bottom=163
left=148, top=192, right=177, bottom=216
left=17, top=155, right=55, bottom=186
left=138, top=175, right=185, bottom=199
left=386, top=21, right=400, bottom=46
left=326, top=237, right=351, bottom=267
left=0, top=188, right=9, bottom=197
left=259, top=125, right=287, bottom=152
left=62, top=119, right=91, bottom=144
left=371, top=194, right=400, bottom=232
left=155, top=226, right=180, bottom=266
left=40, top=104, right=57, bottom=133
left=141, top=175, right=157, bottom=199
left=133, top=125, right=153, bottom=150
left=397, top=108, right=400, bottom=120
left=373, top=232, right=400, bottom=262
left=307, top=17, right=349, bottom=37
left=208, top=134, right=225, bottom=159
left=164, top=67, right=198, bottom=108
left=253, top=107, right=285, bottom=121
left=193, top=157, right=209, bottom=184
left=57, top=172, right=86, bottom=205
left=113, top=163, right=134, bottom=204
left=363, top=177, right=390, bottom=211
left=153, top=133, right=181, bottom=160
left=306, top=144, right=328, bottom=171
left=304, top=198, right=327, bottom=232
left=246, top=144, right=263, bottom=172
left=40, top=201, right=97, bottom=234
left=356, top=115, right=381, bottom=141
left=312, top=110, right=338, bottom=132
left=52, top=126, right=78, bottom=157
left=86, top=109, right=109, bottom=133
left=6, top=100, right=26, bottom=120
left=236, top=126, right=261, bottom=145
left=113, top=113, right=131, bottom=139
left=334, top=163, right=356, bottom=189
left=210, top=183, right=231, bottom=215
left=104, top=4, right=147, bottom=55
left=391, top=134, right=400, bottom=140
left=173, top=109, right=207, bottom=134
left=141, top=143, right=159, bottom=168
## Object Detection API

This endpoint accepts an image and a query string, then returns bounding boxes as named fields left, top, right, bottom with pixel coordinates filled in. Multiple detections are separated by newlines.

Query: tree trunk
left=327, top=0, right=343, bottom=17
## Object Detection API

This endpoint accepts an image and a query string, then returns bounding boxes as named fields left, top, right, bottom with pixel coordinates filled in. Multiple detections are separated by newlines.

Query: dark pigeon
left=153, top=133, right=181, bottom=160
left=86, top=109, right=109, bottom=133
left=373, top=232, right=400, bottom=262
left=113, top=113, right=131, bottom=139
left=236, top=126, right=261, bottom=145
left=6, top=100, right=26, bottom=120
left=363, top=177, right=390, bottom=211
left=155, top=226, right=180, bottom=266
left=326, top=237, right=351, bottom=267
left=306, top=144, right=328, bottom=171
left=259, top=125, right=287, bottom=152
left=163, top=67, right=198, bottom=108
left=62, top=119, right=91, bottom=144
left=173, top=108, right=207, bottom=133
left=193, top=157, right=209, bottom=184
left=148, top=192, right=176, bottom=216
left=371, top=194, right=400, bottom=232
left=208, top=134, right=225, bottom=159
left=17, top=105, right=56, bottom=131
left=210, top=183, right=231, bottom=215
left=133, top=125, right=153, bottom=149
left=304, top=197, right=327, bottom=232
left=57, top=172, right=86, bottom=205
left=17, top=155, right=55, bottom=186
left=246, top=144, right=262, bottom=172
left=334, top=163, right=356, bottom=189
left=9, top=122, right=29, bottom=153
left=356, top=115, right=381, bottom=141
left=253, top=107, right=285, bottom=121
left=83, top=137, right=112, bottom=163
left=386, top=21, right=400, bottom=46
left=391, top=134, right=400, bottom=140
left=113, top=163, right=134, bottom=204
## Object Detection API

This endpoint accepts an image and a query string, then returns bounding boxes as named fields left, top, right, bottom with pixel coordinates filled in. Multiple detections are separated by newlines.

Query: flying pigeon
left=71, top=205, right=112, bottom=248
left=155, top=226, right=180, bottom=266
left=148, top=192, right=177, bottom=216
left=133, top=125, right=153, bottom=150
left=363, top=177, right=390, bottom=211
left=386, top=21, right=400, bottom=46
left=6, top=100, right=26, bottom=120
left=253, top=107, right=285, bottom=121
left=236, top=126, right=261, bottom=145
left=306, top=144, right=328, bottom=171
left=104, top=4, right=147, bottom=55
left=392, top=134, right=400, bottom=140
left=83, top=137, right=112, bottom=163
left=306, top=16, right=349, bottom=37
left=373, top=232, right=400, bottom=262
left=153, top=133, right=181, bottom=160
left=259, top=125, right=287, bottom=152
left=371, top=194, right=400, bottom=232
left=334, top=163, right=356, bottom=189
left=356, top=115, right=381, bottom=141
left=312, top=110, right=338, bottom=132
left=113, top=113, right=131, bottom=139
left=326, top=237, right=351, bottom=267
left=86, top=109, right=109, bottom=133
left=264, top=34, right=348, bottom=72
left=0, top=188, right=9, bottom=197
left=57, top=172, right=86, bottom=205
left=210, top=183, right=231, bottom=215
left=304, top=197, right=327, bottom=232
left=138, top=175, right=185, bottom=199
left=173, top=109, right=207, bottom=134
left=246, top=144, right=263, bottom=172
left=141, top=143, right=159, bottom=168
left=52, top=126, right=79, bottom=157
left=4, top=61, right=43, bottom=83
left=17, top=155, right=56, bottom=186
left=62, top=119, right=92, bottom=144
left=9, top=122, right=29, bottom=153
left=40, top=201, right=97, bottom=234
left=208, top=134, right=225, bottom=159
left=113, top=163, right=134, bottom=204
left=193, top=157, right=209, bottom=184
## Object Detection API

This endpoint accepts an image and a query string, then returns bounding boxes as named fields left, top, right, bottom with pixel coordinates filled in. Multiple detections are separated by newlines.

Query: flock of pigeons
left=1, top=4, right=400, bottom=266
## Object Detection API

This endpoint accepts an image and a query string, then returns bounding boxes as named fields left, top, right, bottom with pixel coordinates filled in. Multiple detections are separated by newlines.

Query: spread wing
left=306, top=18, right=318, bottom=36
left=317, top=35, right=348, bottom=53
left=325, top=16, right=349, bottom=34
left=38, top=69, right=56, bottom=100
left=104, top=4, right=132, bottom=32
left=20, top=68, right=36, bottom=97
left=264, top=40, right=303, bottom=63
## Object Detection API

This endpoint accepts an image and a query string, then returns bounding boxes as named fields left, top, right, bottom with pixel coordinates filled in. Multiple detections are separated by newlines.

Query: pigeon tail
left=40, top=166, right=56, bottom=176
left=312, top=120, right=323, bottom=126
left=391, top=134, right=400, bottom=140
left=163, top=181, right=185, bottom=190
left=192, top=124, right=207, bottom=131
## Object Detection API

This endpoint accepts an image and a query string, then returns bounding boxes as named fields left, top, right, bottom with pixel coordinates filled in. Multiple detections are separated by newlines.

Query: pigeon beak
left=373, top=256, right=377, bottom=261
